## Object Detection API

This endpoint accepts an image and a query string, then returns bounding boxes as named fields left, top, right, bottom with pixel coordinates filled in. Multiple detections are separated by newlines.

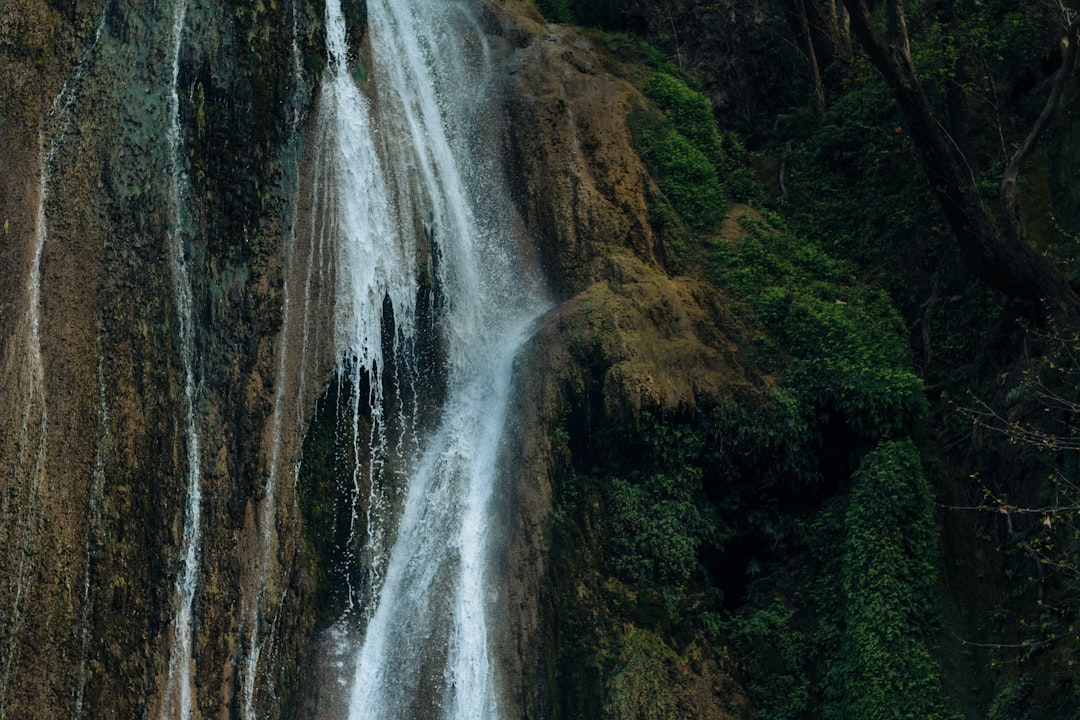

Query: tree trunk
left=805, top=0, right=854, bottom=70
left=782, top=0, right=854, bottom=111
left=783, top=0, right=828, bottom=114
left=841, top=0, right=1080, bottom=328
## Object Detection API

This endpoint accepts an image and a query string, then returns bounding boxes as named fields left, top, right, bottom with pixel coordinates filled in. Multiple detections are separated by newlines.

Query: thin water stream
left=239, top=7, right=310, bottom=715
left=161, top=2, right=203, bottom=718
left=0, top=5, right=110, bottom=715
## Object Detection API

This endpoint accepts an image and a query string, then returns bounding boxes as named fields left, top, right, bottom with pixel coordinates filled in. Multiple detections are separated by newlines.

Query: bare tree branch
left=841, top=0, right=1080, bottom=328
left=1000, top=16, right=1080, bottom=214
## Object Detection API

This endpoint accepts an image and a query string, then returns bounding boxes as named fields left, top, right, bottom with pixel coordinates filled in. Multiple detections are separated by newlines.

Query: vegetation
left=628, top=72, right=728, bottom=240
left=535, top=0, right=1080, bottom=717
left=828, top=441, right=953, bottom=720
left=550, top=90, right=942, bottom=711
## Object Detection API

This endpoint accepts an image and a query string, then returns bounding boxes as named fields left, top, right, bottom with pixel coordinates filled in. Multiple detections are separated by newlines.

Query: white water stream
left=313, top=0, right=545, bottom=717
left=320, top=0, right=418, bottom=613
left=161, top=2, right=202, bottom=718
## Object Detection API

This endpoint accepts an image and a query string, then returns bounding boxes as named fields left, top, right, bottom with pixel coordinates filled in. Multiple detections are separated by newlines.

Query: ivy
left=825, top=440, right=956, bottom=720
left=722, top=598, right=812, bottom=720
left=593, top=411, right=721, bottom=598
left=607, top=469, right=711, bottom=594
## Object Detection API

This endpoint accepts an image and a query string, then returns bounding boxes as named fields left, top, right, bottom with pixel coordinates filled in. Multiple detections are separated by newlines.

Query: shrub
left=631, top=71, right=731, bottom=235
left=711, top=216, right=926, bottom=444
left=643, top=73, right=726, bottom=171
left=636, top=123, right=725, bottom=232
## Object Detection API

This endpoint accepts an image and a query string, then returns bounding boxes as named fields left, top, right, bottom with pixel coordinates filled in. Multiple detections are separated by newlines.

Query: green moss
left=603, top=628, right=688, bottom=720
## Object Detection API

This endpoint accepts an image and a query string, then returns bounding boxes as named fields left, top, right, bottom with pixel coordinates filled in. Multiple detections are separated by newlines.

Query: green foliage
left=540, top=14, right=988, bottom=719
left=906, top=0, right=1050, bottom=103
left=711, top=215, right=926, bottom=443
left=643, top=73, right=727, bottom=171
left=721, top=598, right=812, bottom=720
left=542, top=2, right=1080, bottom=719
left=727, top=167, right=765, bottom=204
left=722, top=443, right=955, bottom=720
left=565, top=193, right=933, bottom=718
left=988, top=676, right=1033, bottom=720
left=533, top=0, right=570, bottom=24
left=600, top=32, right=685, bottom=77
left=600, top=412, right=719, bottom=597
left=607, top=469, right=711, bottom=593
left=634, top=111, right=725, bottom=232
left=777, top=57, right=1003, bottom=390
left=777, top=1, right=1061, bottom=384
left=603, top=627, right=706, bottom=720
left=826, top=440, right=954, bottom=720
left=787, top=70, right=933, bottom=271
left=629, top=70, right=739, bottom=237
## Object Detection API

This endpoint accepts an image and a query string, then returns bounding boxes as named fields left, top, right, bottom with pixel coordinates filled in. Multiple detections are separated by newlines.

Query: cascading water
left=311, top=0, right=546, bottom=717
left=161, top=2, right=203, bottom=718
left=319, top=0, right=418, bottom=614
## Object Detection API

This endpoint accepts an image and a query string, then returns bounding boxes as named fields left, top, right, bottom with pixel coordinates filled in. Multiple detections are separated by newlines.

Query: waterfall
left=309, top=0, right=546, bottom=717
left=161, top=2, right=203, bottom=718
left=311, top=0, right=414, bottom=622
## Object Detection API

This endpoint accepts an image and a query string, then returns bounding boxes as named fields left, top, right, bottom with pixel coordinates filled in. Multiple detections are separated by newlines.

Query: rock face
left=0, top=0, right=752, bottom=717
left=1, top=0, right=324, bottom=716
left=533, top=0, right=804, bottom=135
left=490, top=5, right=753, bottom=718
left=500, top=15, right=660, bottom=295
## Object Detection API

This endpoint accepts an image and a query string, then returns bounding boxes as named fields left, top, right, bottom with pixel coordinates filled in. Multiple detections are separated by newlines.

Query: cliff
left=1, top=0, right=323, bottom=715
left=2, top=0, right=1080, bottom=718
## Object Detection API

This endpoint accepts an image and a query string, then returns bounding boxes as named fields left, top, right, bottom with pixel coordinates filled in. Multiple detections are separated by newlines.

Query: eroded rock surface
left=1, top=0, right=753, bottom=717
left=493, top=7, right=754, bottom=716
